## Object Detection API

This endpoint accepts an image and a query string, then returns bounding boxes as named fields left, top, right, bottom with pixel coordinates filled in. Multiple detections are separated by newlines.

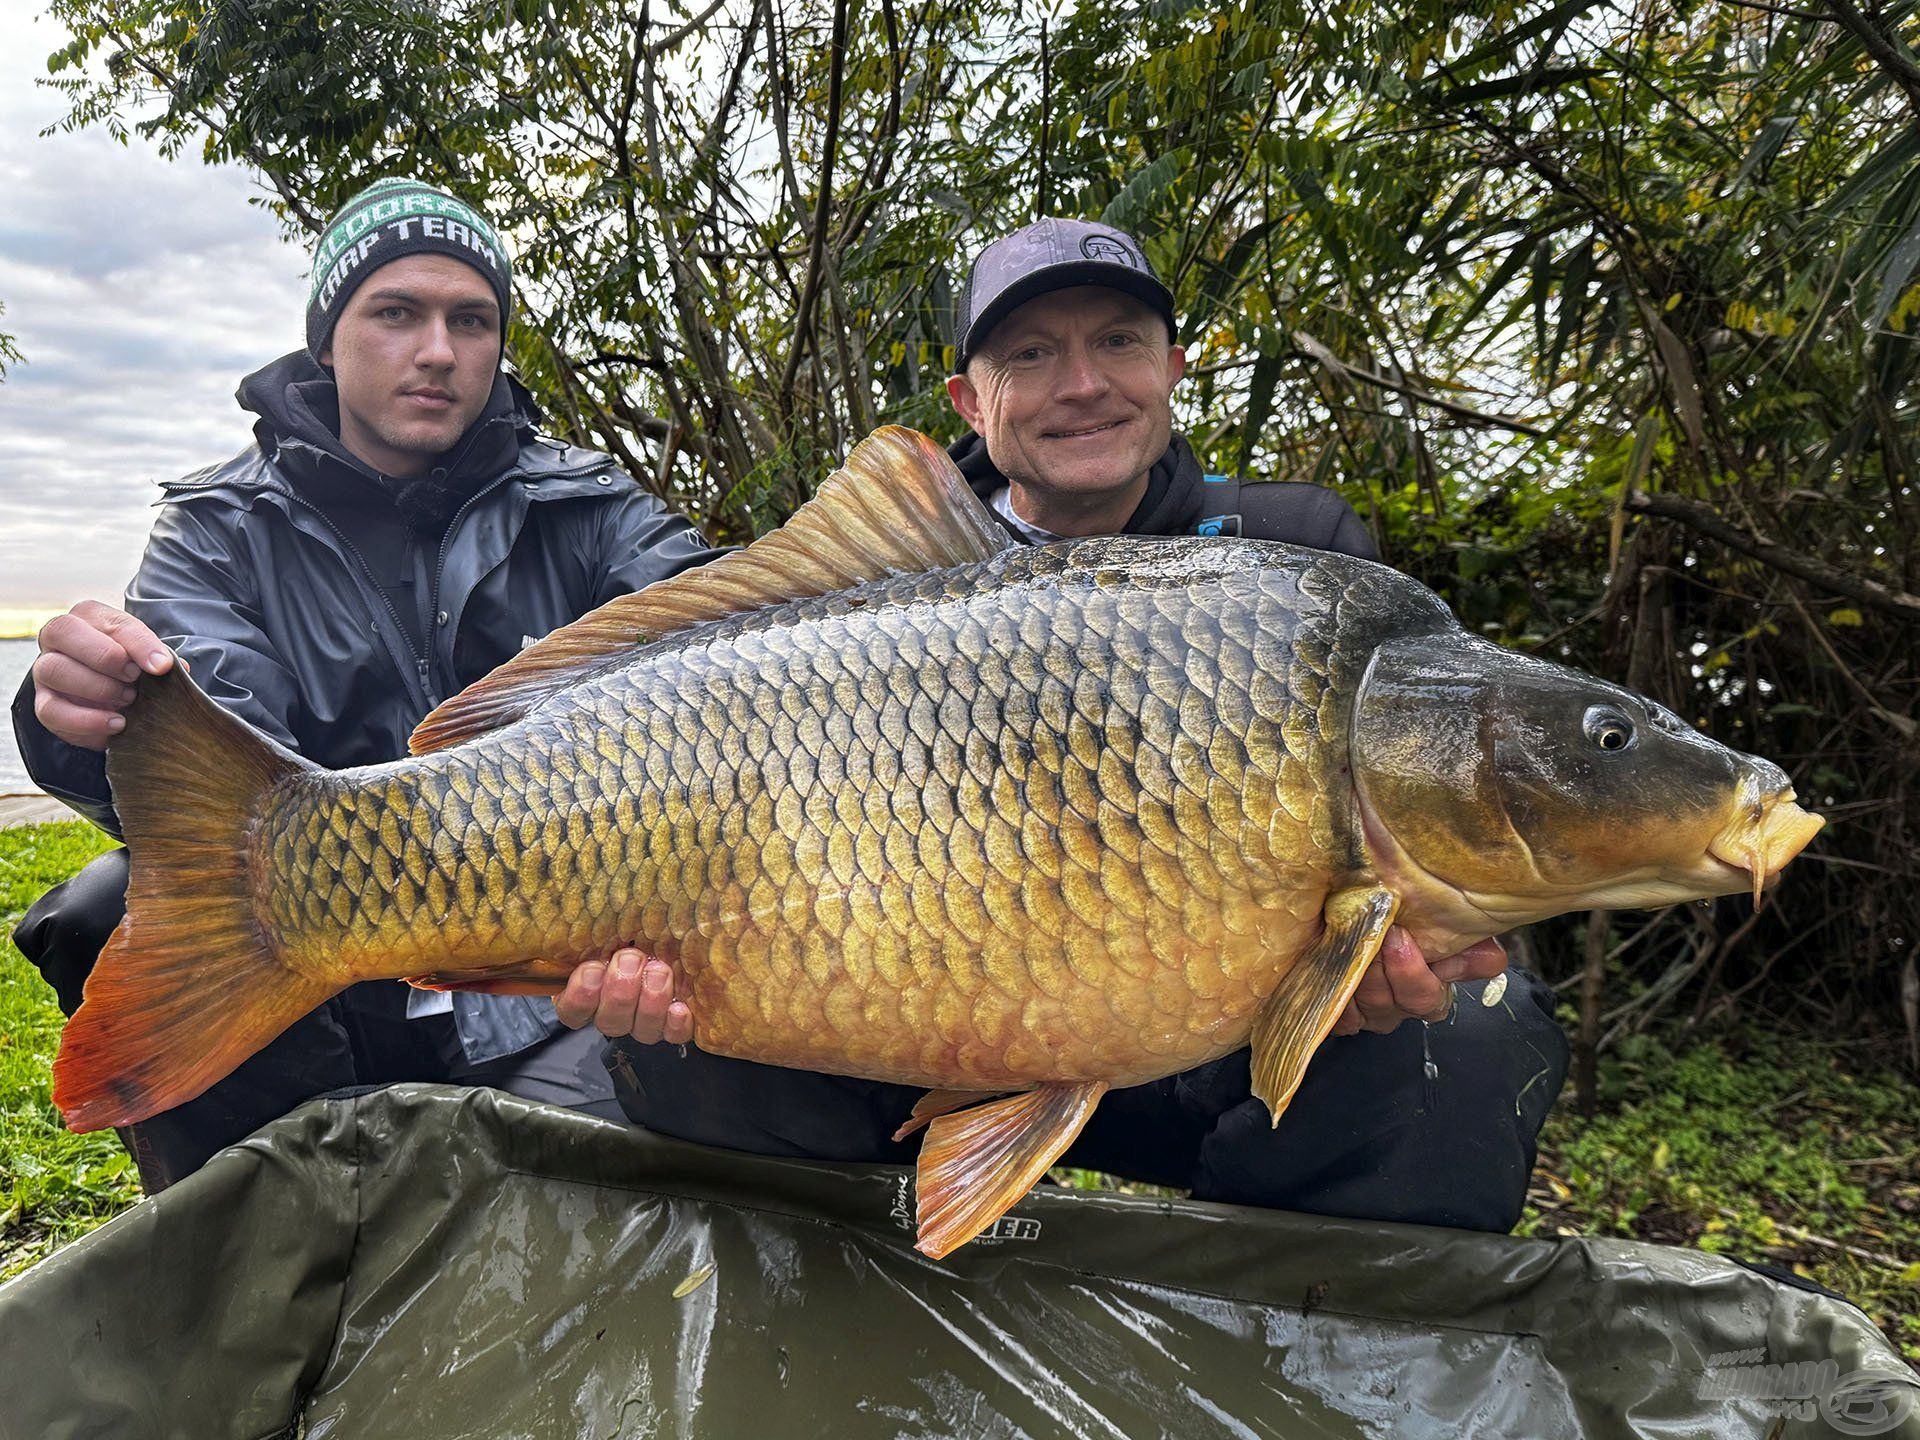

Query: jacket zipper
left=422, top=471, right=523, bottom=704
left=279, top=491, right=439, bottom=711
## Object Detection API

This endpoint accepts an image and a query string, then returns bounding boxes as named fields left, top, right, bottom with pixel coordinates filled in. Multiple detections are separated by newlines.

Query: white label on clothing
left=406, top=987, right=456, bottom=1019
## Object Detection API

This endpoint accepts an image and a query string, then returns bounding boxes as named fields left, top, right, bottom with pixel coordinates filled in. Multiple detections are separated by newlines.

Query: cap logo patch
left=1080, top=234, right=1138, bottom=267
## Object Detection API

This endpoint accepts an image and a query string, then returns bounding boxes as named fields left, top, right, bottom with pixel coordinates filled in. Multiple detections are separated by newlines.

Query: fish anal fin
left=1250, top=885, right=1400, bottom=1125
left=892, top=1087, right=1006, bottom=1142
left=410, top=427, right=1010, bottom=754
left=404, top=958, right=573, bottom=996
left=914, top=1081, right=1107, bottom=1259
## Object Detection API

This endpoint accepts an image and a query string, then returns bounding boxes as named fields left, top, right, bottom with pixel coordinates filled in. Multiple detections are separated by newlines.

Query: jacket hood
left=946, top=429, right=1209, bottom=539
left=237, top=351, right=543, bottom=528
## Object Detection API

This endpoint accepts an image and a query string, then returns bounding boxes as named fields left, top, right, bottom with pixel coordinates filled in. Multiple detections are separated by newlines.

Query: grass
left=0, top=820, right=136, bottom=1281
left=2, top=820, right=1916, bottom=1365
left=1519, top=1025, right=1920, bottom=1364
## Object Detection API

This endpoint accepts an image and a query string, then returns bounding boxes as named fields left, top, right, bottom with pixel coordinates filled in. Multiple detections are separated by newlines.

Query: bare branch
left=647, top=0, right=733, bottom=57
left=777, top=0, right=852, bottom=418
left=1290, top=330, right=1550, bottom=435
left=1624, top=488, right=1920, bottom=623
left=1821, top=0, right=1920, bottom=113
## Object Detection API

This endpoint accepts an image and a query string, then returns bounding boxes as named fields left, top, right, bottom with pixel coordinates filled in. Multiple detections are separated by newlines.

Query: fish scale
left=253, top=541, right=1358, bottom=1091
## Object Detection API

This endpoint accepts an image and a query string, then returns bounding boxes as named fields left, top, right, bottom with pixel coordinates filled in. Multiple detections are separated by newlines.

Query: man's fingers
left=554, top=961, right=607, bottom=1028
left=31, top=652, right=138, bottom=708
left=1379, top=927, right=1449, bottom=1022
left=594, top=948, right=646, bottom=1036
left=1348, top=956, right=1394, bottom=1017
left=1432, top=937, right=1508, bottom=985
left=31, top=687, right=122, bottom=750
left=69, top=601, right=173, bottom=676
left=560, top=952, right=691, bottom=1044
left=1336, top=930, right=1490, bottom=1038
left=662, top=1001, right=694, bottom=1047
left=617, top=959, right=671, bottom=1045
left=39, top=611, right=138, bottom=682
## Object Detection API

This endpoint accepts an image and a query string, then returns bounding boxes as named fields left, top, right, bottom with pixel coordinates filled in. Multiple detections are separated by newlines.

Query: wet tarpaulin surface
left=0, top=1085, right=1914, bottom=1440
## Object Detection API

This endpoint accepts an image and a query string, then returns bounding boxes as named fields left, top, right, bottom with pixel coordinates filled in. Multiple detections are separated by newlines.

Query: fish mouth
left=1351, top=763, right=1826, bottom=950
left=1705, top=781, right=1825, bottom=907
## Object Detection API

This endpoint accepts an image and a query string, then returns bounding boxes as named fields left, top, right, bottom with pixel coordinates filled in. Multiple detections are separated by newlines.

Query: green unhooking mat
left=0, top=1084, right=1913, bottom=1439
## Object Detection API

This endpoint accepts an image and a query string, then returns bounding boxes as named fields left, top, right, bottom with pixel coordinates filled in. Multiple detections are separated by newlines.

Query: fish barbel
left=53, top=427, right=1823, bottom=1257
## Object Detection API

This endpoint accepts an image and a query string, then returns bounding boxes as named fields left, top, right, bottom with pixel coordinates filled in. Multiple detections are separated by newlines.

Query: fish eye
left=1583, top=705, right=1636, bottom=753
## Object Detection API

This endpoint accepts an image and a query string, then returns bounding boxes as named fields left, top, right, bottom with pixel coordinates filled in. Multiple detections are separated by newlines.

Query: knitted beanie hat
left=306, top=178, right=513, bottom=362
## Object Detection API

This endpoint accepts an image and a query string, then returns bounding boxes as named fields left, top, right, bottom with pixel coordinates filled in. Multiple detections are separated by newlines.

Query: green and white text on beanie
left=306, top=178, right=513, bottom=361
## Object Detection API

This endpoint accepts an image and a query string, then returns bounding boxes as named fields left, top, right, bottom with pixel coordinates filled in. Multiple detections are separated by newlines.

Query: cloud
left=0, top=11, right=310, bottom=607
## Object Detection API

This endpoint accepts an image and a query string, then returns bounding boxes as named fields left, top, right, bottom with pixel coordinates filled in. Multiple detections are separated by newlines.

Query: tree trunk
left=1574, top=910, right=1609, bottom=1116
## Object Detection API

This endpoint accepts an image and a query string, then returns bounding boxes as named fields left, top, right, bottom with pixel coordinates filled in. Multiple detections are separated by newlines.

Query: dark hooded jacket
left=12, top=352, right=723, bottom=1059
left=946, top=430, right=1378, bottom=559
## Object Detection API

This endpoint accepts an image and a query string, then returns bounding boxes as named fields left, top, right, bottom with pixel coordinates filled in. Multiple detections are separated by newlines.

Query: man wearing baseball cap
left=607, top=218, right=1570, bottom=1235
left=14, top=177, right=720, bottom=1190
left=945, top=217, right=1375, bottom=549
left=943, top=217, right=1568, bottom=1228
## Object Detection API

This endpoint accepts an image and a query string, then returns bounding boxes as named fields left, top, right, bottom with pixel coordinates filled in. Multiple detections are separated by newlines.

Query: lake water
left=0, top=639, right=39, bottom=793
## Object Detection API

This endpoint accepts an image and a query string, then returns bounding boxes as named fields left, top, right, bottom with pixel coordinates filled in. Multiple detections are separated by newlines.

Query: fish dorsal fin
left=409, top=425, right=1011, bottom=754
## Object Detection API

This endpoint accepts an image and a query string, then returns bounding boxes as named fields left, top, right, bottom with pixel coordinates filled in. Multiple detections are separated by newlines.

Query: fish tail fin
left=53, top=666, right=336, bottom=1133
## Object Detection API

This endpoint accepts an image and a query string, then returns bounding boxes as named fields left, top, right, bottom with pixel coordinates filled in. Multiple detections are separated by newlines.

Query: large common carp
left=54, top=427, right=1822, bottom=1257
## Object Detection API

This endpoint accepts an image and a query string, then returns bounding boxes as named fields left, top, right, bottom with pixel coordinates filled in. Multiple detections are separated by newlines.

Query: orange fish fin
left=410, top=427, right=1010, bottom=754
left=56, top=920, right=337, bottom=1133
left=54, top=666, right=334, bottom=1133
left=914, top=1081, right=1107, bottom=1259
left=892, top=1087, right=1006, bottom=1142
left=404, top=958, right=574, bottom=995
left=1249, top=884, right=1400, bottom=1126
left=421, top=979, right=570, bottom=996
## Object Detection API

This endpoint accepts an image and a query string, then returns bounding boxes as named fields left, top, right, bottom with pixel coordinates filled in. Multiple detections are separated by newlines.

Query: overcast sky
left=0, top=9, right=308, bottom=627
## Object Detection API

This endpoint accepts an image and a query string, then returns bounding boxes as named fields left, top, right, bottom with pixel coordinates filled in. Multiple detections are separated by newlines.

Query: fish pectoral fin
left=403, top=958, right=574, bottom=996
left=410, top=427, right=1010, bottom=755
left=892, top=1087, right=1008, bottom=1142
left=914, top=1081, right=1107, bottom=1259
left=1249, top=884, right=1400, bottom=1126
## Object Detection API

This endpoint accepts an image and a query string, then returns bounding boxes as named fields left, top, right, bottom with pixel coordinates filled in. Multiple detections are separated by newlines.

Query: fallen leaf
left=673, top=1265, right=716, bottom=1299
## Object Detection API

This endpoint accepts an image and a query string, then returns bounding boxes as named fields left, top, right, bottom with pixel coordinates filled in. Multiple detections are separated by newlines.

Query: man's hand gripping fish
left=53, top=427, right=1823, bottom=1258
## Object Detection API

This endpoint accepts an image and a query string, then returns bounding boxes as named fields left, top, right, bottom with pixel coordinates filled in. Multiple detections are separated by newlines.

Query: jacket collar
left=173, top=353, right=612, bottom=501
left=162, top=429, right=623, bottom=504
left=946, top=429, right=1208, bottom=539
left=233, top=350, right=544, bottom=525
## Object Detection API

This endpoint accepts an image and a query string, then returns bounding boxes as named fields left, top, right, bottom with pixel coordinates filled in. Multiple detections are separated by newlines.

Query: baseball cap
left=954, top=218, right=1177, bottom=368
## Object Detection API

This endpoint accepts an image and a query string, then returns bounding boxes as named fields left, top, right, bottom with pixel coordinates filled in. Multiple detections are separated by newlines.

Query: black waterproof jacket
left=13, top=352, right=723, bottom=1060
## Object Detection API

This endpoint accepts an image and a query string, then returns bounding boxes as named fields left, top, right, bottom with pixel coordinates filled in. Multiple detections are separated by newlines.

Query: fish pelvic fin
left=410, top=426, right=1012, bottom=754
left=1249, top=884, right=1401, bottom=1126
left=892, top=1087, right=1008, bottom=1142
left=53, top=666, right=332, bottom=1133
left=404, top=957, right=574, bottom=996
left=913, top=1081, right=1106, bottom=1260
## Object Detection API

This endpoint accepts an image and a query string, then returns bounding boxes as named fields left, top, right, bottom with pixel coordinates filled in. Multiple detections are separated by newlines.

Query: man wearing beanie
left=606, top=218, right=1570, bottom=1236
left=13, top=178, right=722, bottom=1191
